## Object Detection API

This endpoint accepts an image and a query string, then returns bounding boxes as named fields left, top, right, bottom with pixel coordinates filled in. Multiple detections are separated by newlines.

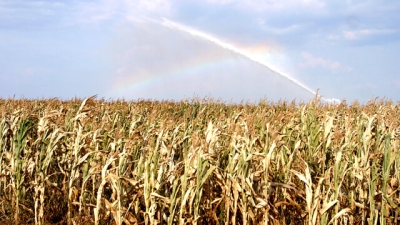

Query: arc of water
left=161, top=17, right=318, bottom=97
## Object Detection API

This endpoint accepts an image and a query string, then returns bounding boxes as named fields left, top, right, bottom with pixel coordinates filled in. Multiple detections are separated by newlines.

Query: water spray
left=161, top=18, right=340, bottom=104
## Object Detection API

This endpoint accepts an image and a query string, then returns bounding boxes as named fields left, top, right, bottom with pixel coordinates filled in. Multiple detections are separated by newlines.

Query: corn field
left=0, top=96, right=399, bottom=224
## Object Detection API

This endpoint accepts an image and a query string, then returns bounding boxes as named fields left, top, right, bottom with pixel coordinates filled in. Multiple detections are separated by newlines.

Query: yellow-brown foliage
left=0, top=96, right=399, bottom=224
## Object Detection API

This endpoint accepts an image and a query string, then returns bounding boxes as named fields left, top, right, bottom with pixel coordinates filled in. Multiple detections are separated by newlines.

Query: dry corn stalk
left=0, top=97, right=398, bottom=224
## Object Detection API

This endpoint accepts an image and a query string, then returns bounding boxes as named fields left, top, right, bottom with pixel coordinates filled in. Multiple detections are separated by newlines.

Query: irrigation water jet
left=161, top=18, right=340, bottom=104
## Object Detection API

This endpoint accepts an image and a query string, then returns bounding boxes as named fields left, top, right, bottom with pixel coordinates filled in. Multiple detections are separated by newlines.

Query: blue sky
left=1, top=0, right=399, bottom=103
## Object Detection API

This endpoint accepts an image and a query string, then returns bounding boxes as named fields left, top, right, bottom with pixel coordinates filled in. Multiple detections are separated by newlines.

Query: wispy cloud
left=74, top=0, right=172, bottom=24
left=1, top=0, right=399, bottom=102
left=206, top=0, right=325, bottom=12
left=299, top=52, right=352, bottom=72
left=258, top=23, right=303, bottom=35
left=0, top=1, right=67, bottom=29
left=328, top=29, right=398, bottom=41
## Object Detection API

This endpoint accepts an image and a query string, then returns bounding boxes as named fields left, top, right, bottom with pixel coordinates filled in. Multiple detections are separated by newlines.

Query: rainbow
left=161, top=18, right=317, bottom=96
left=108, top=53, right=241, bottom=97
left=106, top=18, right=342, bottom=103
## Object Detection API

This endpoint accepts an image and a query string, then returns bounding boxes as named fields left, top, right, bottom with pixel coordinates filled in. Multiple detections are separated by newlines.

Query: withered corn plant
left=0, top=96, right=399, bottom=224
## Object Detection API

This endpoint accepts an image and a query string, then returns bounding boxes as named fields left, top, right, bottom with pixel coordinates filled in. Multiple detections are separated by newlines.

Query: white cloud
left=342, top=29, right=398, bottom=40
left=300, top=52, right=353, bottom=72
left=121, top=0, right=172, bottom=17
left=328, top=29, right=398, bottom=41
left=206, top=0, right=325, bottom=12
left=259, top=23, right=303, bottom=35
left=0, top=1, right=67, bottom=27
left=74, top=0, right=172, bottom=24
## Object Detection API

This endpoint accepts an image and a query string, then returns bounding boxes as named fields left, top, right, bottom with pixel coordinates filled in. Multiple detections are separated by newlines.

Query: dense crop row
left=0, top=96, right=399, bottom=224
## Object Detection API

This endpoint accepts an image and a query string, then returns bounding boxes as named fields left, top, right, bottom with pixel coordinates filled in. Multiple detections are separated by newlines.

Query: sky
left=1, top=0, right=399, bottom=103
